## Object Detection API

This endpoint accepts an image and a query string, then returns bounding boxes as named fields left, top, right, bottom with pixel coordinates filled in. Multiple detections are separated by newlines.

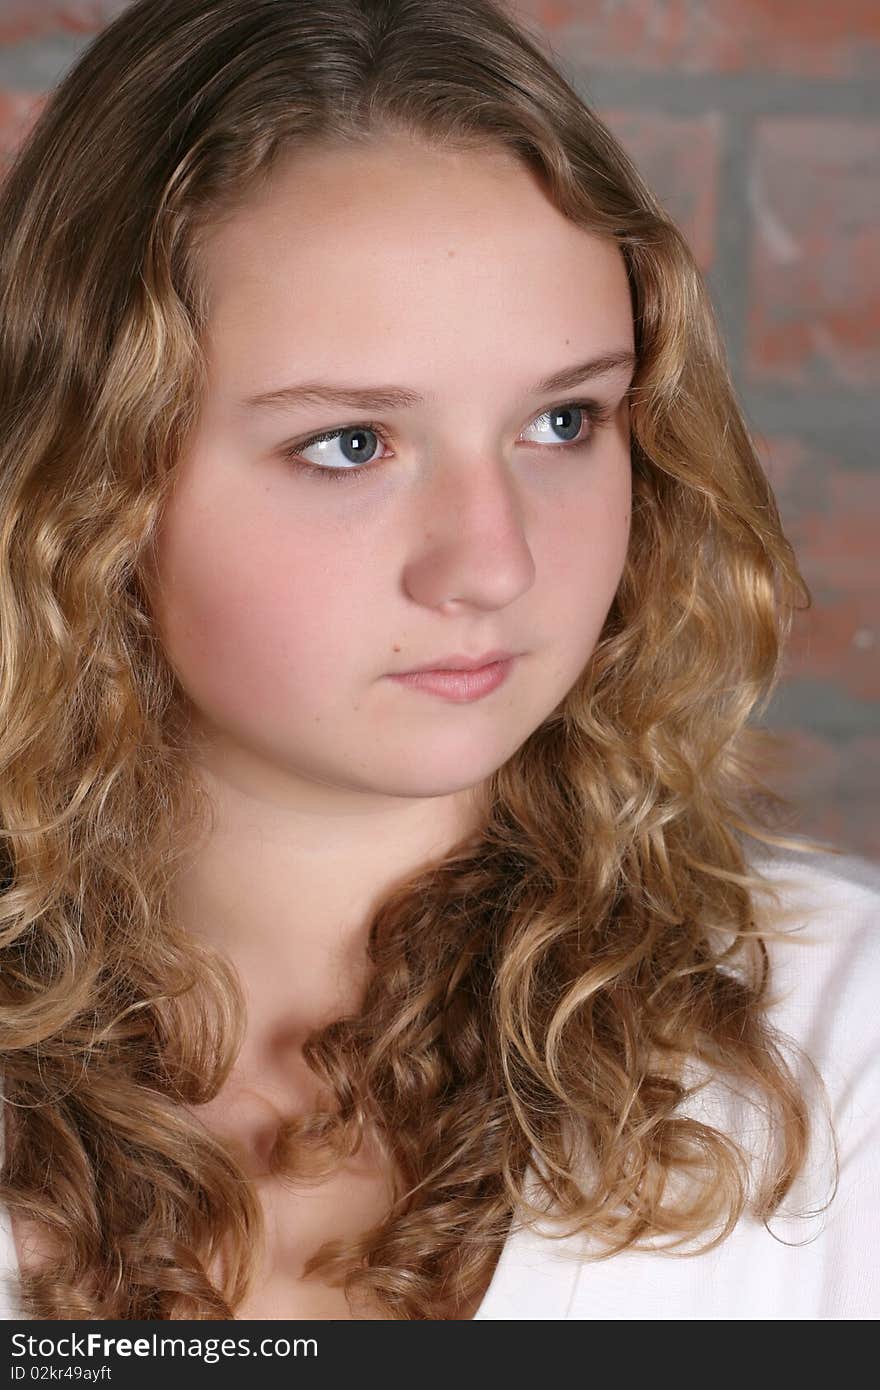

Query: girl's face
left=151, top=135, right=636, bottom=811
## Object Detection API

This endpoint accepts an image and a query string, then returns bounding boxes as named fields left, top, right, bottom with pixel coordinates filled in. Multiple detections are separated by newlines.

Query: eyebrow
left=241, top=349, right=637, bottom=414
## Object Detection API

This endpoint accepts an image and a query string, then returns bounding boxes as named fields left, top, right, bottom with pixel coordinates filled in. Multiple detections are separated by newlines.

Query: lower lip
left=387, top=657, right=516, bottom=702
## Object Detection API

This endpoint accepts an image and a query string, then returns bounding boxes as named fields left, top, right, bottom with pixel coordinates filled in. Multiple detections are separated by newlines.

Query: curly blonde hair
left=0, top=0, right=842, bottom=1320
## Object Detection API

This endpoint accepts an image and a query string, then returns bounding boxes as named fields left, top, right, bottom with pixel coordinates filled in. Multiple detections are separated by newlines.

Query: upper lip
left=395, top=649, right=516, bottom=673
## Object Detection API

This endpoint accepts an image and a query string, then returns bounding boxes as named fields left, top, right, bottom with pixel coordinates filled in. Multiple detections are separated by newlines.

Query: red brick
left=746, top=119, right=880, bottom=389
left=602, top=109, right=720, bottom=271
left=0, top=2, right=129, bottom=43
left=0, top=90, right=46, bottom=163
left=759, top=434, right=879, bottom=703
left=509, top=0, right=880, bottom=78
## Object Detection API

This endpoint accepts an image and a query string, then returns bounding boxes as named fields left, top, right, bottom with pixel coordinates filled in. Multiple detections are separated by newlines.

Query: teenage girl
left=0, top=0, right=876, bottom=1321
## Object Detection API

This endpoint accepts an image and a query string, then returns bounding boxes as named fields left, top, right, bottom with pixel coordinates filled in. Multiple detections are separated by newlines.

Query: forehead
left=196, top=136, right=633, bottom=388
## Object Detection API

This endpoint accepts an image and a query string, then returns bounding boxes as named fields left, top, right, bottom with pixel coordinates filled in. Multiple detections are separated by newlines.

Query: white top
left=2, top=841, right=878, bottom=1320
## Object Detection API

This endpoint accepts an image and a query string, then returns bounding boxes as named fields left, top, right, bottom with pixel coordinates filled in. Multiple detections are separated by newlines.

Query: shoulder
left=558, top=846, right=880, bottom=1318
left=742, top=842, right=880, bottom=1199
left=674, top=843, right=880, bottom=1227
left=746, top=841, right=880, bottom=1071
left=747, top=838, right=880, bottom=931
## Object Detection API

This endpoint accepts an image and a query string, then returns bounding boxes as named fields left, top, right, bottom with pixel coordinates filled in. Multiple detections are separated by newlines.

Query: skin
left=149, top=132, right=636, bottom=1119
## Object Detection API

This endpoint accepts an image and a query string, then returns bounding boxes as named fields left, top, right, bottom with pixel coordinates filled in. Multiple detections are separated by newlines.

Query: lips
left=397, top=649, right=515, bottom=674
left=388, top=656, right=516, bottom=702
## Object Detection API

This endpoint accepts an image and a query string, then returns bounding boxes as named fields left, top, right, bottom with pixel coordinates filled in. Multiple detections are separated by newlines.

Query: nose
left=400, top=446, right=536, bottom=613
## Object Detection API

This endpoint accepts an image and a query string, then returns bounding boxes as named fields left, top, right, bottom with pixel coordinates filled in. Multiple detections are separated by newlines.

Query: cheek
left=542, top=457, right=631, bottom=646
left=150, top=493, right=368, bottom=726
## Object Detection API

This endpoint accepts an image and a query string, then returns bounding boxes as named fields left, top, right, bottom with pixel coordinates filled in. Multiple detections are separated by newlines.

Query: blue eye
left=285, top=423, right=387, bottom=480
left=280, top=398, right=615, bottom=486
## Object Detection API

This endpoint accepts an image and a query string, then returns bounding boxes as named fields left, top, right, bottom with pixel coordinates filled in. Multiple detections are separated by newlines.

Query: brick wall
left=1, top=0, right=877, bottom=860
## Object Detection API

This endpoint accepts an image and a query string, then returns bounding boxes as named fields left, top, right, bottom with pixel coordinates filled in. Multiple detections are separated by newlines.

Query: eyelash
left=279, top=398, right=616, bottom=486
